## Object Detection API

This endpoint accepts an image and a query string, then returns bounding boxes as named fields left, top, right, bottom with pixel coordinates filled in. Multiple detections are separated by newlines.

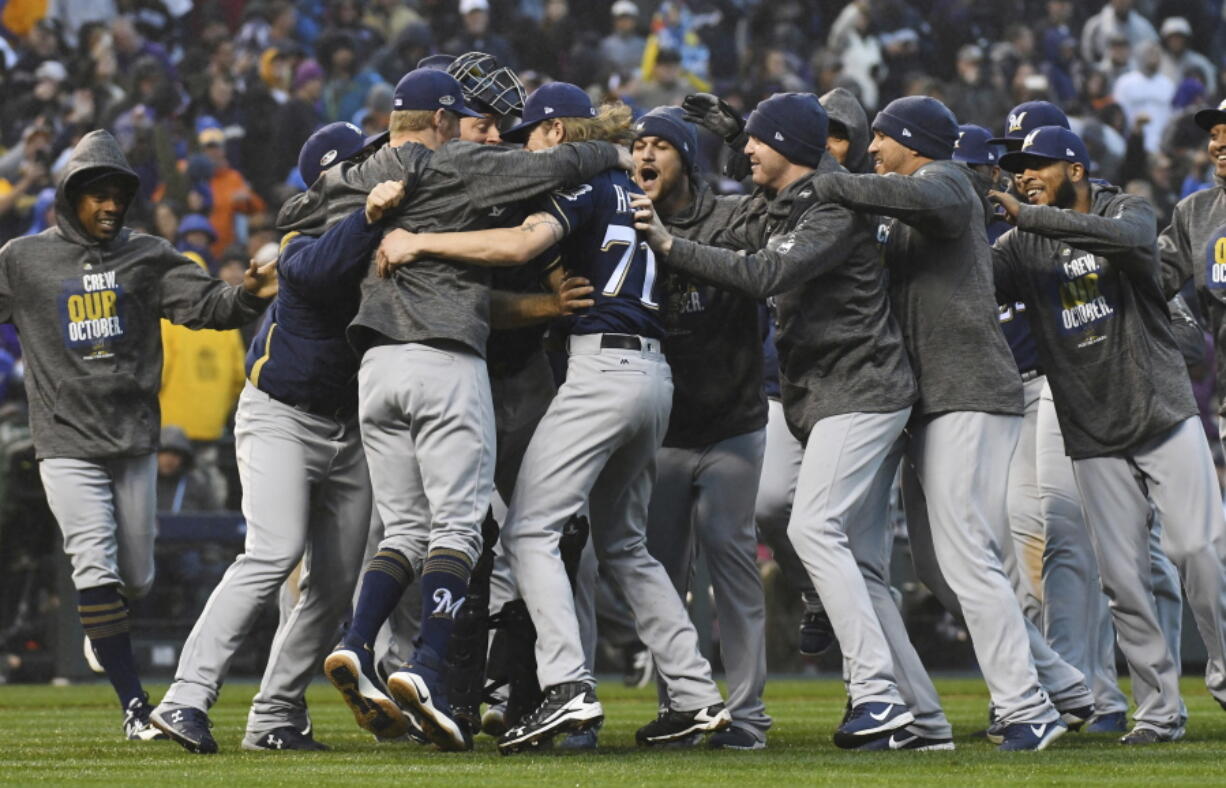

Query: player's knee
left=123, top=568, right=155, bottom=600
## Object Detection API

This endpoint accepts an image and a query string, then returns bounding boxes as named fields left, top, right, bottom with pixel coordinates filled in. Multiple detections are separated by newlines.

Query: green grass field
left=0, top=677, right=1223, bottom=786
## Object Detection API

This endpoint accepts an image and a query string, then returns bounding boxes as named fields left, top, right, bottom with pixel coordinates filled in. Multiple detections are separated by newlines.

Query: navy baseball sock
left=345, top=549, right=413, bottom=650
left=416, top=548, right=472, bottom=662
left=78, top=585, right=144, bottom=710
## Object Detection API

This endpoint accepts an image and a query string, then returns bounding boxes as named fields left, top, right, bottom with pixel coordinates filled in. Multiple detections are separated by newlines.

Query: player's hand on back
left=987, top=189, right=1021, bottom=224
left=243, top=257, right=279, bottom=299
left=617, top=146, right=635, bottom=173
left=377, top=228, right=424, bottom=278
left=631, top=194, right=673, bottom=256
left=553, top=275, right=594, bottom=316
left=366, top=180, right=407, bottom=224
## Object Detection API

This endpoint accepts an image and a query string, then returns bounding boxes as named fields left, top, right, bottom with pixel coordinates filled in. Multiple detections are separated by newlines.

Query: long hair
left=559, top=102, right=635, bottom=145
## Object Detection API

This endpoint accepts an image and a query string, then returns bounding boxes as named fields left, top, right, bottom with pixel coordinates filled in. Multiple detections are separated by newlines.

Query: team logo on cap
left=1022, top=128, right=1040, bottom=150
left=901, top=128, right=912, bottom=137
left=955, top=131, right=964, bottom=148
left=1008, top=111, right=1028, bottom=133
left=439, top=94, right=455, bottom=106
left=320, top=149, right=338, bottom=167
left=775, top=131, right=785, bottom=142
left=1219, top=99, right=1226, bottom=111
left=394, top=98, right=403, bottom=108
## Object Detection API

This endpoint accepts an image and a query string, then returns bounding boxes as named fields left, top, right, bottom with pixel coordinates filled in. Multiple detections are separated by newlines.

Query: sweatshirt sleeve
left=990, top=229, right=1024, bottom=305
left=814, top=168, right=969, bottom=239
left=664, top=202, right=858, bottom=299
left=279, top=209, right=381, bottom=294
left=0, top=245, right=12, bottom=324
left=1013, top=194, right=1157, bottom=276
left=452, top=141, right=621, bottom=210
left=1157, top=204, right=1194, bottom=299
left=158, top=244, right=269, bottom=329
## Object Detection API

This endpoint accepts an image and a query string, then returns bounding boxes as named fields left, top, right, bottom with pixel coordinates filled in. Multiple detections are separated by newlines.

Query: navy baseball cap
left=501, top=82, right=596, bottom=143
left=392, top=68, right=484, bottom=118
left=1194, top=98, right=1226, bottom=131
left=989, top=101, right=1070, bottom=149
left=298, top=121, right=378, bottom=186
left=998, top=126, right=1089, bottom=173
left=953, top=124, right=1002, bottom=166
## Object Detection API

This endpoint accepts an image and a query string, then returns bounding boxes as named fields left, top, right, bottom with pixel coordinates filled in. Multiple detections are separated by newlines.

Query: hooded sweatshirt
left=993, top=182, right=1196, bottom=458
left=660, top=180, right=766, bottom=448
left=1158, top=174, right=1226, bottom=412
left=276, top=138, right=620, bottom=357
left=665, top=154, right=917, bottom=442
left=820, top=87, right=872, bottom=174
left=0, top=130, right=268, bottom=460
left=814, top=160, right=1023, bottom=418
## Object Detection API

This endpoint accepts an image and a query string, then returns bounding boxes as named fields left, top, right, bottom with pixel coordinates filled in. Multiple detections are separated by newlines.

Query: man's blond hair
left=389, top=109, right=437, bottom=134
left=558, top=102, right=635, bottom=145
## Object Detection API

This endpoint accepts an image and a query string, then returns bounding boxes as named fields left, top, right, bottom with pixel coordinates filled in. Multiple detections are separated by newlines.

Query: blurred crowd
left=2, top=0, right=1226, bottom=487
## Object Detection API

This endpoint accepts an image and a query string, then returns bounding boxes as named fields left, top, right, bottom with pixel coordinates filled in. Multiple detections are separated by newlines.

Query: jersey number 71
left=599, top=224, right=659, bottom=309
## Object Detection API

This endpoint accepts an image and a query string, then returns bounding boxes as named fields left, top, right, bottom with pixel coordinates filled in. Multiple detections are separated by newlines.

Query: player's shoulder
left=1172, top=183, right=1225, bottom=216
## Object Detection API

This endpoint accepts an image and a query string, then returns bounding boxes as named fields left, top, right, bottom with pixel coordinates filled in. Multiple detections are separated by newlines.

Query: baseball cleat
left=387, top=665, right=470, bottom=751
left=1086, top=711, right=1128, bottom=733
left=1120, top=725, right=1183, bottom=745
left=149, top=704, right=217, bottom=753
left=324, top=646, right=409, bottom=740
left=498, top=682, right=604, bottom=755
left=997, top=719, right=1067, bottom=751
left=857, top=730, right=955, bottom=751
left=833, top=702, right=915, bottom=749
left=83, top=636, right=105, bottom=674
left=122, top=694, right=168, bottom=742
left=635, top=702, right=731, bottom=746
left=481, top=703, right=508, bottom=737
left=1058, top=703, right=1095, bottom=732
left=799, top=609, right=836, bottom=656
left=708, top=726, right=766, bottom=750
left=241, top=726, right=329, bottom=751
left=622, top=644, right=654, bottom=689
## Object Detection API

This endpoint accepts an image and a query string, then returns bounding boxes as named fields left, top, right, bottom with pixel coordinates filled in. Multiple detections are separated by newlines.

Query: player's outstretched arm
left=160, top=243, right=272, bottom=329
left=491, top=272, right=593, bottom=329
left=1009, top=192, right=1157, bottom=274
left=376, top=211, right=565, bottom=276
left=815, top=168, right=968, bottom=238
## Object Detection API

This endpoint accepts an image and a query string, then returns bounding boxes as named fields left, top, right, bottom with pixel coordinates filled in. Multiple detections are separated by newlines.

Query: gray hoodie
left=665, top=154, right=917, bottom=441
left=819, top=87, right=872, bottom=175
left=659, top=180, right=766, bottom=449
left=1158, top=176, right=1226, bottom=412
left=993, top=183, right=1196, bottom=458
left=276, top=138, right=620, bottom=357
left=0, top=130, right=268, bottom=460
left=813, top=160, right=1023, bottom=418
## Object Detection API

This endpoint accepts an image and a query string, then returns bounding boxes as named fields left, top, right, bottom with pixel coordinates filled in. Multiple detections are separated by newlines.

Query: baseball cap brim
left=998, top=150, right=1065, bottom=173
left=1194, top=109, right=1226, bottom=131
left=364, top=130, right=389, bottom=149
left=499, top=117, right=540, bottom=143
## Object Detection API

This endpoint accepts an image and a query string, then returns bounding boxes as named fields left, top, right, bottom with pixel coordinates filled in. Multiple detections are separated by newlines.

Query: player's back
left=543, top=169, right=664, bottom=339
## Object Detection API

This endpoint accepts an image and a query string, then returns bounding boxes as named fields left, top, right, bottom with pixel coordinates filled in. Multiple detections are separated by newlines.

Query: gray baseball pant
left=1005, top=375, right=1047, bottom=625
left=1071, top=415, right=1226, bottom=735
left=1036, top=385, right=1182, bottom=717
left=906, top=411, right=1059, bottom=725
left=359, top=342, right=494, bottom=571
left=163, top=384, right=370, bottom=716
left=754, top=399, right=819, bottom=608
left=504, top=334, right=721, bottom=709
left=41, top=453, right=157, bottom=597
left=646, top=428, right=770, bottom=739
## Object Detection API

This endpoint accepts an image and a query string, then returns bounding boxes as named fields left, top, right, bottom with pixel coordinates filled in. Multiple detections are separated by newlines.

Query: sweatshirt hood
left=666, top=178, right=718, bottom=231
left=820, top=87, right=871, bottom=174
left=54, top=130, right=140, bottom=247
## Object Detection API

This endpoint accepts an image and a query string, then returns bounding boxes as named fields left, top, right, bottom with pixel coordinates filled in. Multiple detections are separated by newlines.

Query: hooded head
left=820, top=87, right=870, bottom=173
left=55, top=130, right=141, bottom=247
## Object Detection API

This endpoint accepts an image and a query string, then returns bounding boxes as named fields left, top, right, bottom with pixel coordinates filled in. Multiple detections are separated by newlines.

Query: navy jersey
left=540, top=169, right=664, bottom=339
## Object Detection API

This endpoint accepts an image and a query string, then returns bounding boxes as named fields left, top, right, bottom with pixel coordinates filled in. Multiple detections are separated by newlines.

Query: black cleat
left=122, top=693, right=167, bottom=741
left=636, top=703, right=731, bottom=746
left=498, top=682, right=603, bottom=755
left=150, top=704, right=218, bottom=754
left=242, top=726, right=329, bottom=751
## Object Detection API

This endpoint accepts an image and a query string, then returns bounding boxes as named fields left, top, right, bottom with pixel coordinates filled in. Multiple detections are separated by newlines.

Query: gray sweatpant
left=41, top=453, right=158, bottom=597
left=1005, top=375, right=1047, bottom=625
left=360, top=342, right=494, bottom=570
left=164, top=384, right=370, bottom=718
left=906, top=412, right=1058, bottom=725
left=503, top=334, right=721, bottom=710
left=646, top=428, right=770, bottom=739
left=1071, top=416, right=1226, bottom=735
left=1036, top=384, right=1182, bottom=717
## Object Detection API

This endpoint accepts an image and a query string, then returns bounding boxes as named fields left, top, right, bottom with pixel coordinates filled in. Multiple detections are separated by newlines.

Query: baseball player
left=630, top=106, right=771, bottom=750
left=636, top=92, right=939, bottom=750
left=375, top=82, right=731, bottom=753
left=990, top=125, right=1226, bottom=743
left=811, top=96, right=1065, bottom=750
left=0, top=130, right=274, bottom=740
left=994, top=103, right=1183, bottom=732
left=150, top=124, right=401, bottom=754
left=277, top=69, right=626, bottom=751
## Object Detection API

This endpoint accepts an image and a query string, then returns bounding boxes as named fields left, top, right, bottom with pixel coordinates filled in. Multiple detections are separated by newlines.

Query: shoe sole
left=833, top=710, right=916, bottom=749
left=324, top=650, right=408, bottom=740
left=999, top=723, right=1067, bottom=751
left=387, top=672, right=470, bottom=752
left=481, top=709, right=508, bottom=738
left=498, top=703, right=605, bottom=754
left=149, top=709, right=218, bottom=754
left=239, top=741, right=328, bottom=752
left=638, top=708, right=733, bottom=746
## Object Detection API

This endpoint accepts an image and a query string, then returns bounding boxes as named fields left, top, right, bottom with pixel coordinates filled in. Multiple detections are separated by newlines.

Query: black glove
left=682, top=92, right=745, bottom=143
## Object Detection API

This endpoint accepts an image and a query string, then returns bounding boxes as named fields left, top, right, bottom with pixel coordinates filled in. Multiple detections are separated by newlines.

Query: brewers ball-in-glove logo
left=58, top=270, right=125, bottom=359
